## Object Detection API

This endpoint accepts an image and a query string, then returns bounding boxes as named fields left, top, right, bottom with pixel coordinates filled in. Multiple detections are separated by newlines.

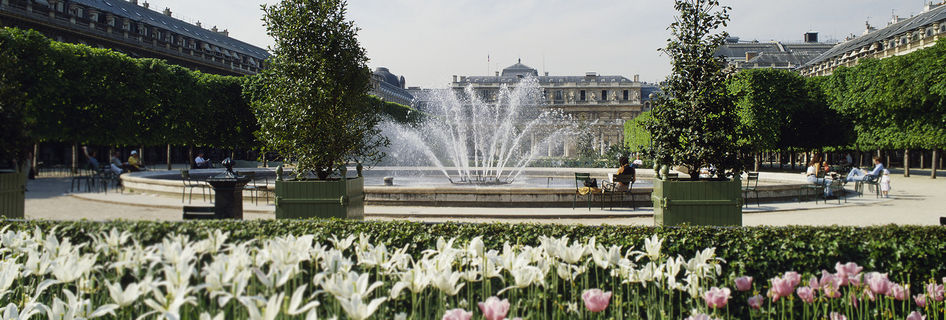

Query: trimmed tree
left=645, top=0, right=743, bottom=179
left=254, top=0, right=387, bottom=180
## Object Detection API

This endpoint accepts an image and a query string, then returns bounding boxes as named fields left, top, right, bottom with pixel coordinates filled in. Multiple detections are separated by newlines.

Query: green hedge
left=3, top=220, right=943, bottom=285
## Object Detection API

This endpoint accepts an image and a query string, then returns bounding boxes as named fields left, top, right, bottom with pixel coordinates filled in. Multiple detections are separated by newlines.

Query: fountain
left=384, top=77, right=571, bottom=185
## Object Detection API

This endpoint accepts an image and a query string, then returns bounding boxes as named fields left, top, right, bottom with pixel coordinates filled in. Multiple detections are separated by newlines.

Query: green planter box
left=274, top=177, right=364, bottom=220
left=0, top=170, right=26, bottom=219
left=652, top=178, right=742, bottom=226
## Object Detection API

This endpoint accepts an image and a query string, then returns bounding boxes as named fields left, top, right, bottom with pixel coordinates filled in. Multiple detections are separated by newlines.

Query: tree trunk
left=932, top=148, right=939, bottom=179
left=753, top=152, right=760, bottom=172
left=790, top=152, right=796, bottom=170
left=32, top=143, right=38, bottom=173
left=71, top=144, right=77, bottom=173
left=166, top=144, right=172, bottom=170
left=139, top=147, right=144, bottom=167
left=885, top=152, right=890, bottom=171
left=777, top=151, right=782, bottom=169
left=904, top=149, right=910, bottom=177
left=188, top=147, right=194, bottom=169
left=920, top=151, right=925, bottom=169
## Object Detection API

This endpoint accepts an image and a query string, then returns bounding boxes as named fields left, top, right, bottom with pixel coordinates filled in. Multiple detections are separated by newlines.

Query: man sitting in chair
left=846, top=156, right=884, bottom=182
left=609, top=156, right=636, bottom=191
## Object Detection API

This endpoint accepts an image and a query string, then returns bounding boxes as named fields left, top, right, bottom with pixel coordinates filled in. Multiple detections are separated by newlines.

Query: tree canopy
left=646, top=0, right=743, bottom=179
left=254, top=0, right=387, bottom=179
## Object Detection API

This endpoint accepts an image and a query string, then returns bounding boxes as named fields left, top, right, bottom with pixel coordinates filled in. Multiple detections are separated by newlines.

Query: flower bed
left=0, top=221, right=943, bottom=319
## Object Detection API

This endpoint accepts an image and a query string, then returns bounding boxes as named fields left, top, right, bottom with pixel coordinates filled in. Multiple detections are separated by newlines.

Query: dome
left=500, top=59, right=538, bottom=77
left=373, top=67, right=401, bottom=88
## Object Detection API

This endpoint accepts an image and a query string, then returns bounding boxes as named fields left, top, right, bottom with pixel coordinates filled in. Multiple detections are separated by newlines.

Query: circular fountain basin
left=120, top=167, right=810, bottom=208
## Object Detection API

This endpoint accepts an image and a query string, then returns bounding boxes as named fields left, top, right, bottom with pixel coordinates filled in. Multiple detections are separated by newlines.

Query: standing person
left=194, top=152, right=212, bottom=169
left=880, top=169, right=891, bottom=198
left=846, top=156, right=884, bottom=182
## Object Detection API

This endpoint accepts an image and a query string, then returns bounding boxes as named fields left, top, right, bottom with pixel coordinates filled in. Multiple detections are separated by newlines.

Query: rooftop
left=70, top=0, right=269, bottom=60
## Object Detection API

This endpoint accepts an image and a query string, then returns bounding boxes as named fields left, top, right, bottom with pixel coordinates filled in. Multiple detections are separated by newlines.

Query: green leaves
left=255, top=0, right=386, bottom=179
left=647, top=0, right=741, bottom=179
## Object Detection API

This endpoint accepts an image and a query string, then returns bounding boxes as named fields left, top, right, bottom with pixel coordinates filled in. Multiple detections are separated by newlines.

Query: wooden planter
left=274, top=177, right=364, bottom=220
left=652, top=178, right=742, bottom=226
left=0, top=170, right=26, bottom=219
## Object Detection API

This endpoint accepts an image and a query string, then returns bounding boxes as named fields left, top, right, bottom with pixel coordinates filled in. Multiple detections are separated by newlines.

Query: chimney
left=745, top=51, right=760, bottom=61
left=585, top=72, right=597, bottom=77
left=130, top=0, right=138, bottom=5
left=633, top=74, right=640, bottom=82
left=196, top=21, right=202, bottom=28
left=142, top=1, right=149, bottom=9
left=220, top=29, right=229, bottom=37
left=453, top=75, right=457, bottom=82
left=495, top=71, right=499, bottom=76
left=162, top=7, right=171, bottom=17
left=804, top=32, right=818, bottom=43
left=544, top=72, right=549, bottom=76
left=211, top=26, right=218, bottom=32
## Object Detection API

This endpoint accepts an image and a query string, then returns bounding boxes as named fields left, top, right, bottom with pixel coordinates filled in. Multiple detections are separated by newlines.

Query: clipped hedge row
left=2, top=220, right=943, bottom=284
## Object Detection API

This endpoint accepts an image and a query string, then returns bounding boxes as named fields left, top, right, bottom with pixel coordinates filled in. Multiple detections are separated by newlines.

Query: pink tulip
left=835, top=262, right=863, bottom=278
left=768, top=276, right=794, bottom=302
left=581, top=289, right=612, bottom=313
left=796, top=286, right=816, bottom=304
left=866, top=273, right=891, bottom=296
left=848, top=273, right=863, bottom=287
left=783, top=271, right=801, bottom=288
left=747, top=295, right=764, bottom=309
left=734, top=276, right=753, bottom=291
left=442, top=309, right=473, bottom=320
left=915, top=294, right=928, bottom=308
left=478, top=297, right=510, bottom=320
left=808, top=276, right=819, bottom=290
left=830, top=312, right=847, bottom=320
left=927, top=284, right=945, bottom=301
left=888, top=283, right=908, bottom=301
left=907, top=311, right=926, bottom=320
left=702, top=287, right=731, bottom=309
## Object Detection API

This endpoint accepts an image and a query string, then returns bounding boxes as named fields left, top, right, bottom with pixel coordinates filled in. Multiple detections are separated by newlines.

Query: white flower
left=394, top=312, right=407, bottom=320
left=633, top=234, right=664, bottom=262
left=336, top=293, right=385, bottom=320
left=319, top=271, right=383, bottom=300
left=51, top=253, right=97, bottom=284
left=329, top=234, right=356, bottom=252
left=240, top=292, right=282, bottom=320
left=287, top=285, right=320, bottom=316
left=45, top=289, right=118, bottom=320
left=468, top=236, right=485, bottom=258
left=105, top=281, right=144, bottom=307
left=431, top=271, right=465, bottom=296
left=0, top=261, right=21, bottom=300
left=591, top=244, right=623, bottom=269
left=199, top=312, right=225, bottom=320
left=390, top=267, right=429, bottom=298
left=1, top=302, right=41, bottom=320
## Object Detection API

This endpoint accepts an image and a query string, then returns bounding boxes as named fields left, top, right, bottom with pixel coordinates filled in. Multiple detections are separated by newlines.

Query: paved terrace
left=24, top=168, right=945, bottom=226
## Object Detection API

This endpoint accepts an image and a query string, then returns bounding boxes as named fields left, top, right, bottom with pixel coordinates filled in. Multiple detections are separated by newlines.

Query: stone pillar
left=563, top=139, right=570, bottom=158
left=599, top=131, right=605, bottom=156
left=547, top=141, right=552, bottom=157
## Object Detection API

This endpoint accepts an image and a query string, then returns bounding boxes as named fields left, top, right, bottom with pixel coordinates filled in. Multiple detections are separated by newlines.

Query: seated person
left=127, top=150, right=145, bottom=172
left=194, top=152, right=212, bottom=169
left=609, top=156, right=636, bottom=191
left=81, top=146, right=100, bottom=170
left=806, top=155, right=834, bottom=197
left=109, top=151, right=124, bottom=175
left=846, top=156, right=884, bottom=182
left=632, top=157, right=643, bottom=168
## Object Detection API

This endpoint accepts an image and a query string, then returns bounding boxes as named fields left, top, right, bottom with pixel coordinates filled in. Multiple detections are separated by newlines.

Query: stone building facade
left=0, top=0, right=268, bottom=76
left=715, top=33, right=836, bottom=72
left=451, top=60, right=648, bottom=157
left=370, top=67, right=413, bottom=106
left=801, top=2, right=946, bottom=77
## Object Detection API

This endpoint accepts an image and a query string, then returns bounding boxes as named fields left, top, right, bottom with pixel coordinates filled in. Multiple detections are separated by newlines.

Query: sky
left=143, top=0, right=932, bottom=87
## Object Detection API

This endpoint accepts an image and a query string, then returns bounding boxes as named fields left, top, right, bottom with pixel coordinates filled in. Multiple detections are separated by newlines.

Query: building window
left=56, top=2, right=64, bottom=12
left=601, top=90, right=608, bottom=101
left=623, top=90, right=629, bottom=100
left=579, top=90, right=586, bottom=101
left=107, top=16, right=116, bottom=27
left=554, top=90, right=563, bottom=101
left=89, top=12, right=99, bottom=22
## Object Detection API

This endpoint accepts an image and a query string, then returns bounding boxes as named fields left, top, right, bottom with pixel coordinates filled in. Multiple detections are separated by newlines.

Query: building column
left=599, top=131, right=606, bottom=156
left=547, top=141, right=552, bottom=157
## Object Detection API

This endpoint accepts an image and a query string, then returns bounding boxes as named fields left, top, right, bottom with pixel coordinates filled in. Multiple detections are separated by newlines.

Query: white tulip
left=0, top=261, right=21, bottom=300
left=336, top=293, right=385, bottom=320
left=0, top=302, right=41, bottom=320
left=105, top=281, right=144, bottom=307
left=431, top=271, right=465, bottom=296
left=287, top=285, right=320, bottom=316
left=329, top=234, right=356, bottom=252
